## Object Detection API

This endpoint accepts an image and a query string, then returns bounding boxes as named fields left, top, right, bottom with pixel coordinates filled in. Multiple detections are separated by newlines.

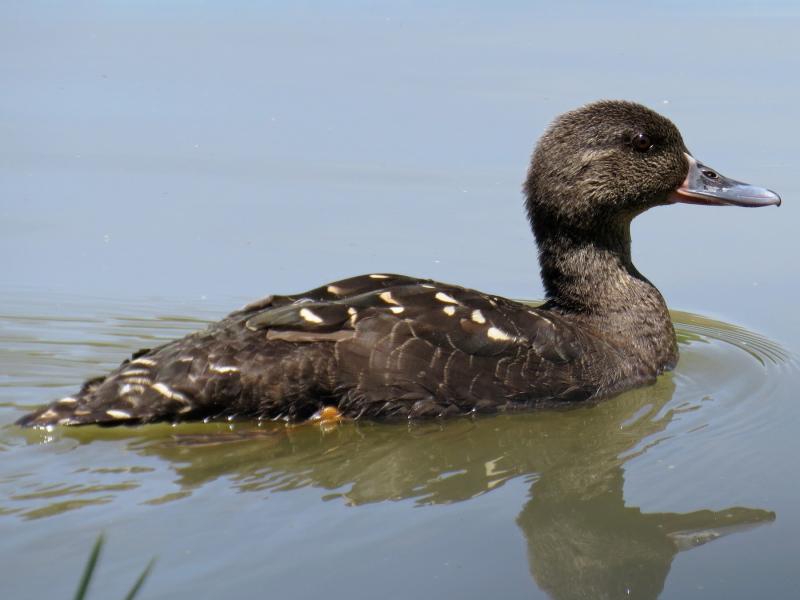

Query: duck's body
left=18, top=101, right=779, bottom=427
left=19, top=273, right=670, bottom=426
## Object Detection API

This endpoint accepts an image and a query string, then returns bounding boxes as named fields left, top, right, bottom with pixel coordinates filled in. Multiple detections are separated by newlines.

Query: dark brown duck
left=18, top=100, right=780, bottom=427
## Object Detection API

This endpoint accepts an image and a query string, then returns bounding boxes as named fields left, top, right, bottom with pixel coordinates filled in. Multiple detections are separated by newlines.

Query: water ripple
left=0, top=292, right=794, bottom=519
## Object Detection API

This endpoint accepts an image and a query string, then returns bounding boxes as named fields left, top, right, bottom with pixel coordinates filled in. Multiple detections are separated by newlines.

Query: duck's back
left=18, top=274, right=626, bottom=427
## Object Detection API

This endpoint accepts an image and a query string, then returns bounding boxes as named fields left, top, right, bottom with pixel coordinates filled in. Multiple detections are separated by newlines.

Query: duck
left=17, top=100, right=781, bottom=427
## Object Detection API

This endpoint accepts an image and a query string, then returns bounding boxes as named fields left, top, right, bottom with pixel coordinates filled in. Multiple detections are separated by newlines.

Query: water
left=2, top=2, right=799, bottom=599
left=0, top=295, right=794, bottom=598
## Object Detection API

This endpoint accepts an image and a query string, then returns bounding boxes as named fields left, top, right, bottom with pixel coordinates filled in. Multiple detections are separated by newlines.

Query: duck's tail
left=16, top=316, right=339, bottom=427
left=16, top=345, right=211, bottom=426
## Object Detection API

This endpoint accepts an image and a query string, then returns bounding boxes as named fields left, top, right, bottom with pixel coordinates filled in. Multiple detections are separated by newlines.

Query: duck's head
left=524, top=100, right=780, bottom=235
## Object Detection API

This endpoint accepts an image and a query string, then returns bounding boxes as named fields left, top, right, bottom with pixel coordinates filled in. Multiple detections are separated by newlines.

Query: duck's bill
left=669, top=153, right=781, bottom=207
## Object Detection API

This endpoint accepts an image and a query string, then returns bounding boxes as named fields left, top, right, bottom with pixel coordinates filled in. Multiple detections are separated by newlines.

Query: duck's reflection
left=517, top=462, right=768, bottom=600
left=92, top=372, right=773, bottom=599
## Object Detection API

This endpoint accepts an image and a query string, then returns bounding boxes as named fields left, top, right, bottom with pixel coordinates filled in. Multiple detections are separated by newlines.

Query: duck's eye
left=631, top=133, right=653, bottom=152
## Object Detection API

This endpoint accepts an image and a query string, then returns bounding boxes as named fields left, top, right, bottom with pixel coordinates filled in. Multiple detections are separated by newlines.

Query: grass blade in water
left=73, top=534, right=104, bottom=600
left=123, top=558, right=156, bottom=600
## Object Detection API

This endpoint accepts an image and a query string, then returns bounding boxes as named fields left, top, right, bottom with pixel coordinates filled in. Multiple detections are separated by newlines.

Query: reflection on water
left=0, top=295, right=786, bottom=598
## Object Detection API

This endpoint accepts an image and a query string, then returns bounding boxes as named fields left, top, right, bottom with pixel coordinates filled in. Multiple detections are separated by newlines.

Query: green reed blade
left=73, top=534, right=104, bottom=600
left=123, top=558, right=156, bottom=600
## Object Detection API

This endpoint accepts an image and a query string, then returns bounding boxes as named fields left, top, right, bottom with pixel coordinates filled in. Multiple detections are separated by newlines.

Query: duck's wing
left=18, top=275, right=613, bottom=427
left=243, top=278, right=612, bottom=418
left=234, top=273, right=431, bottom=314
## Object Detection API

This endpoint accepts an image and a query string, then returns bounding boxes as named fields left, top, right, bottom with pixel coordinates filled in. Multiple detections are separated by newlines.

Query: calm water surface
left=0, top=294, right=795, bottom=599
left=2, top=2, right=800, bottom=599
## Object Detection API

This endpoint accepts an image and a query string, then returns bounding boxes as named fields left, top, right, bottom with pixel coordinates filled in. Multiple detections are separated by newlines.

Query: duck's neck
left=534, top=216, right=678, bottom=372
